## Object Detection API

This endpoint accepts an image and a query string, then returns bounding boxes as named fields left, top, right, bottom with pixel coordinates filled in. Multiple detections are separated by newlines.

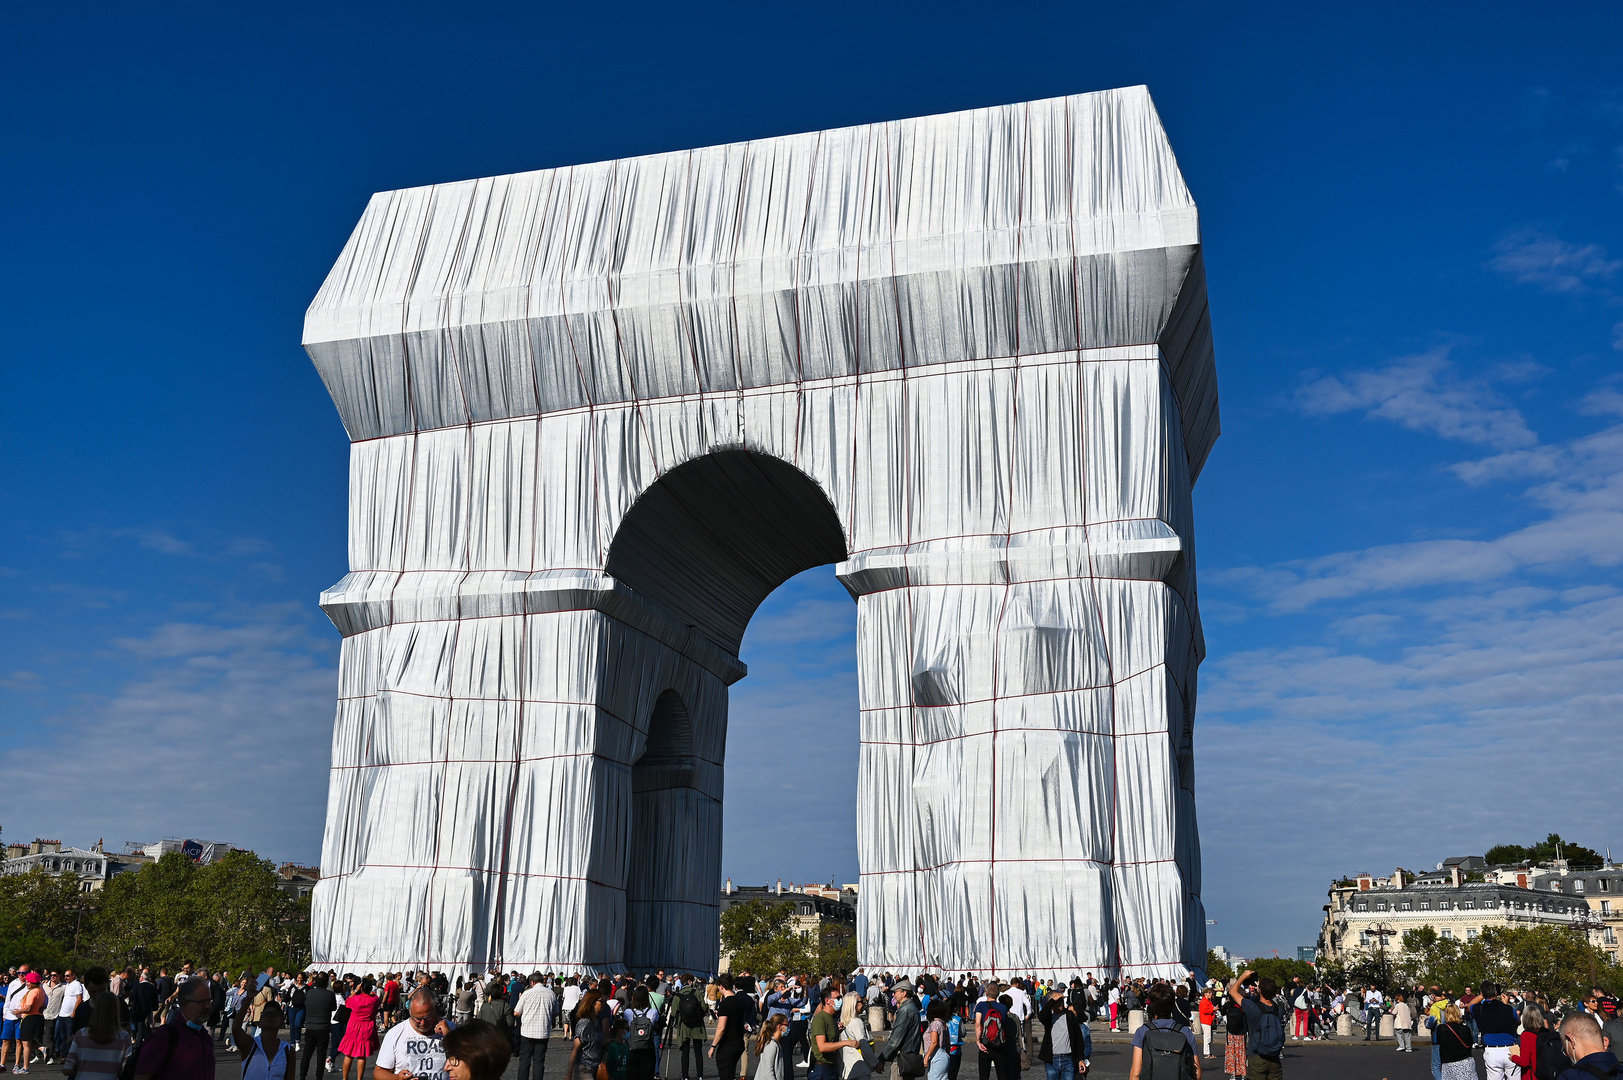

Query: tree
left=1204, top=950, right=1234, bottom=985
left=1240, top=957, right=1317, bottom=988
left=0, top=868, right=90, bottom=970
left=1485, top=844, right=1528, bottom=866
left=1528, top=835, right=1603, bottom=870
left=719, top=900, right=812, bottom=974
left=817, top=922, right=857, bottom=976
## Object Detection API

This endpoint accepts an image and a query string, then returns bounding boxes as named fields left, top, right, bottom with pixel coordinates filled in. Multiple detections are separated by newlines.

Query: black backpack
left=1535, top=1026, right=1574, bottom=1080
left=678, top=989, right=704, bottom=1028
left=1140, top=1021, right=1195, bottom=1080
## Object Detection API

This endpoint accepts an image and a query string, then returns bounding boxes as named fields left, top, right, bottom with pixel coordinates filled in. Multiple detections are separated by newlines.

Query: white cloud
left=1296, top=348, right=1537, bottom=450
left=1488, top=228, right=1620, bottom=294
left=0, top=604, right=338, bottom=863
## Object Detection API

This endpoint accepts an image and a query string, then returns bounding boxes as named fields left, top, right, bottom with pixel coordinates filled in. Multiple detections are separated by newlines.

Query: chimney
left=1449, top=865, right=1463, bottom=888
left=776, top=878, right=783, bottom=895
left=725, top=878, right=733, bottom=894
left=4, top=844, right=24, bottom=860
left=1357, top=875, right=1373, bottom=892
left=1517, top=872, right=1529, bottom=890
left=1393, top=869, right=1407, bottom=890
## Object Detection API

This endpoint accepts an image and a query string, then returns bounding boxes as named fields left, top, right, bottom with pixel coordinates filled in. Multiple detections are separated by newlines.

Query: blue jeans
left=808, top=1064, right=840, bottom=1080
left=52, top=1017, right=73, bottom=1057
left=929, top=1051, right=951, bottom=1080
left=290, top=1008, right=305, bottom=1046
left=1430, top=1041, right=1441, bottom=1080
left=1043, top=1054, right=1072, bottom=1080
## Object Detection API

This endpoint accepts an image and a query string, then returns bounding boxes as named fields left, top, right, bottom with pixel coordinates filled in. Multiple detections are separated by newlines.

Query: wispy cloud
left=1296, top=348, right=1537, bottom=450
left=1488, top=228, right=1621, bottom=294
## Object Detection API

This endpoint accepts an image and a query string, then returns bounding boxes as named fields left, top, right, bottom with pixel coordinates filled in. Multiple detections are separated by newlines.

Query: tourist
left=1219, top=989, right=1246, bottom=1080
left=623, top=987, right=659, bottom=1080
left=16, top=972, right=47, bottom=1071
left=753, top=1017, right=789, bottom=1080
left=443, top=1020, right=510, bottom=1080
left=971, top=983, right=1012, bottom=1080
left=41, top=973, right=64, bottom=1066
left=1226, top=972, right=1284, bottom=1080
left=454, top=981, right=475, bottom=1028
left=839, top=992, right=873, bottom=1080
left=1106, top=985, right=1119, bottom=1034
left=133, top=978, right=215, bottom=1080
left=235, top=997, right=292, bottom=1080
left=1196, top=989, right=1216, bottom=1060
left=1130, top=984, right=1196, bottom=1080
left=709, top=976, right=750, bottom=1080
left=671, top=977, right=708, bottom=1080
left=1472, top=983, right=1518, bottom=1080
left=1510, top=1004, right=1546, bottom=1078
left=801, top=988, right=852, bottom=1080
left=300, top=973, right=337, bottom=1080
left=1435, top=1006, right=1476, bottom=1080
left=1393, top=992, right=1414, bottom=1055
left=878, top=983, right=922, bottom=1080
left=58, top=971, right=85, bottom=1060
left=377, top=989, right=454, bottom=1080
left=335, top=977, right=379, bottom=1080
left=62, top=993, right=132, bottom=1080
left=605, top=1018, right=630, bottom=1080
left=514, top=972, right=557, bottom=1080
left=1035, top=985, right=1089, bottom=1080
left=920, top=1001, right=949, bottom=1080
left=2, top=966, right=31, bottom=1073
left=474, top=982, right=511, bottom=1046
left=1003, top=982, right=1031, bottom=1070
left=565, top=990, right=606, bottom=1080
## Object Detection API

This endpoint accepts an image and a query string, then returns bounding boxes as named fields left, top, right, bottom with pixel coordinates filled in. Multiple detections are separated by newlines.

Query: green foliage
left=1241, top=957, right=1317, bottom=988
left=817, top=922, right=857, bottom=976
left=1485, top=835, right=1603, bottom=870
left=1204, top=950, right=1234, bottom=985
left=719, top=899, right=812, bottom=974
left=0, top=869, right=95, bottom=969
left=1384, top=923, right=1619, bottom=999
left=0, top=850, right=310, bottom=974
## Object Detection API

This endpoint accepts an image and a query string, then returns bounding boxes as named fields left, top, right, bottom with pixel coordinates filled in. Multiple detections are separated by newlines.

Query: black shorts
left=18, top=1016, right=43, bottom=1044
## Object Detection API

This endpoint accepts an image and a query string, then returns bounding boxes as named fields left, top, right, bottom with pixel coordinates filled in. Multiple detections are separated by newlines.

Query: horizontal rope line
left=859, top=857, right=1176, bottom=875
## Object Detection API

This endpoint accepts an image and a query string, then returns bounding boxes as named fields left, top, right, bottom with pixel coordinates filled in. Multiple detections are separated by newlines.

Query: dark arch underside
left=606, top=450, right=850, bottom=654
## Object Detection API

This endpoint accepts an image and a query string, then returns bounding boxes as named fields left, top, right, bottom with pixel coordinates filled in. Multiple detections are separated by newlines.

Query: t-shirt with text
left=377, top=1020, right=455, bottom=1080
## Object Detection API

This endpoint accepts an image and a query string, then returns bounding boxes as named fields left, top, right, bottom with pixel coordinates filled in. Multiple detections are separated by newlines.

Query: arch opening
left=606, top=450, right=849, bottom=654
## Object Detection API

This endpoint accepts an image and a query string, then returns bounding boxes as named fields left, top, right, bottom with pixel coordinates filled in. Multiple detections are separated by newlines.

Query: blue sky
left=3, top=3, right=1622, bottom=957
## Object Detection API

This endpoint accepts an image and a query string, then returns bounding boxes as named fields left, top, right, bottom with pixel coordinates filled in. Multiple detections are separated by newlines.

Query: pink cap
left=24, top=973, right=39, bottom=984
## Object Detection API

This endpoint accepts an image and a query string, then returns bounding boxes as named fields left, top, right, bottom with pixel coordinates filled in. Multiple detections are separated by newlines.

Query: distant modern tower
left=303, top=85, right=1218, bottom=977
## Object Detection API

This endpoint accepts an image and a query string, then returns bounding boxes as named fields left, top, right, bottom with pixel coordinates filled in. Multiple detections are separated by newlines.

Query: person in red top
left=381, top=978, right=402, bottom=1027
left=1510, top=1003, right=1547, bottom=1078
left=1197, top=991, right=1218, bottom=1059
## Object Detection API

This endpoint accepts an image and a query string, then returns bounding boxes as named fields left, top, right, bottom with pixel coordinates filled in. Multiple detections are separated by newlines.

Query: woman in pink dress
left=337, top=977, right=381, bottom=1080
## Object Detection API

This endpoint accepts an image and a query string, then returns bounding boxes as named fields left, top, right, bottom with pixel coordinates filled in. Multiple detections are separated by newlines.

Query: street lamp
left=1368, top=922, right=1398, bottom=992
left=1571, top=908, right=1606, bottom=991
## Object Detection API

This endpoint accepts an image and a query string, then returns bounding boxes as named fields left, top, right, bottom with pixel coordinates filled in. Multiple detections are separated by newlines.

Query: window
left=1376, top=902, right=1388, bottom=912
left=1603, top=901, right=1612, bottom=915
left=1356, top=902, right=1369, bottom=912
left=1467, top=929, right=1478, bottom=940
left=1420, top=901, right=1431, bottom=910
left=1442, top=929, right=1453, bottom=939
left=1463, top=901, right=1474, bottom=910
left=1438, top=900, right=1451, bottom=911
left=1603, top=879, right=1611, bottom=893
left=1577, top=880, right=1586, bottom=893
left=1360, top=931, right=1371, bottom=946
left=1400, top=902, right=1412, bottom=911
left=1607, top=929, right=1618, bottom=945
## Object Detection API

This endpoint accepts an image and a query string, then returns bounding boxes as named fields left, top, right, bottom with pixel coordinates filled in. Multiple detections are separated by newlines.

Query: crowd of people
left=0, top=962, right=1618, bottom=1080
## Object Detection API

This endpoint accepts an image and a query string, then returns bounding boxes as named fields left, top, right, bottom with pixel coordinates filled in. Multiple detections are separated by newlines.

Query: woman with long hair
left=753, top=1016, right=789, bottom=1080
left=838, top=992, right=872, bottom=1080
left=1437, top=1005, right=1478, bottom=1080
left=62, top=994, right=130, bottom=1080
left=566, top=990, right=606, bottom=1080
left=336, top=977, right=380, bottom=1080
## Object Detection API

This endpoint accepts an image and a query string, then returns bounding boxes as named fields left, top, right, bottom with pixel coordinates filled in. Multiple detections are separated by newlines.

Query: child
left=604, top=1017, right=630, bottom=1080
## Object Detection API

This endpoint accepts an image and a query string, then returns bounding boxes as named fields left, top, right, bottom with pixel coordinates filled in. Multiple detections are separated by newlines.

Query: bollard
left=1336, top=1013, right=1355, bottom=1037
left=1128, top=1009, right=1146, bottom=1036
left=1379, top=1014, right=1395, bottom=1038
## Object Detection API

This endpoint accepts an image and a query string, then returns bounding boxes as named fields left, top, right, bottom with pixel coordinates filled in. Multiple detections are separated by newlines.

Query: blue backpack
left=1249, top=1001, right=1285, bottom=1058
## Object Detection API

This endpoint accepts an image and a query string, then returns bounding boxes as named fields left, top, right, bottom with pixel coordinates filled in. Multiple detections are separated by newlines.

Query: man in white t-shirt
left=55, top=971, right=84, bottom=1061
left=513, top=974, right=558, bottom=1080
left=375, top=990, right=454, bottom=1080
left=1004, top=980, right=1033, bottom=1066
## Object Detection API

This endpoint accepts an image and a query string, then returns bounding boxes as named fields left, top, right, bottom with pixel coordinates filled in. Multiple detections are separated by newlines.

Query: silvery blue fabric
left=304, top=85, right=1218, bottom=979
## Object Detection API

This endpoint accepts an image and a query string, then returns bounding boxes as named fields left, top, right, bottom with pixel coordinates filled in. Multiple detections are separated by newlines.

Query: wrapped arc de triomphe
left=302, top=85, right=1217, bottom=979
